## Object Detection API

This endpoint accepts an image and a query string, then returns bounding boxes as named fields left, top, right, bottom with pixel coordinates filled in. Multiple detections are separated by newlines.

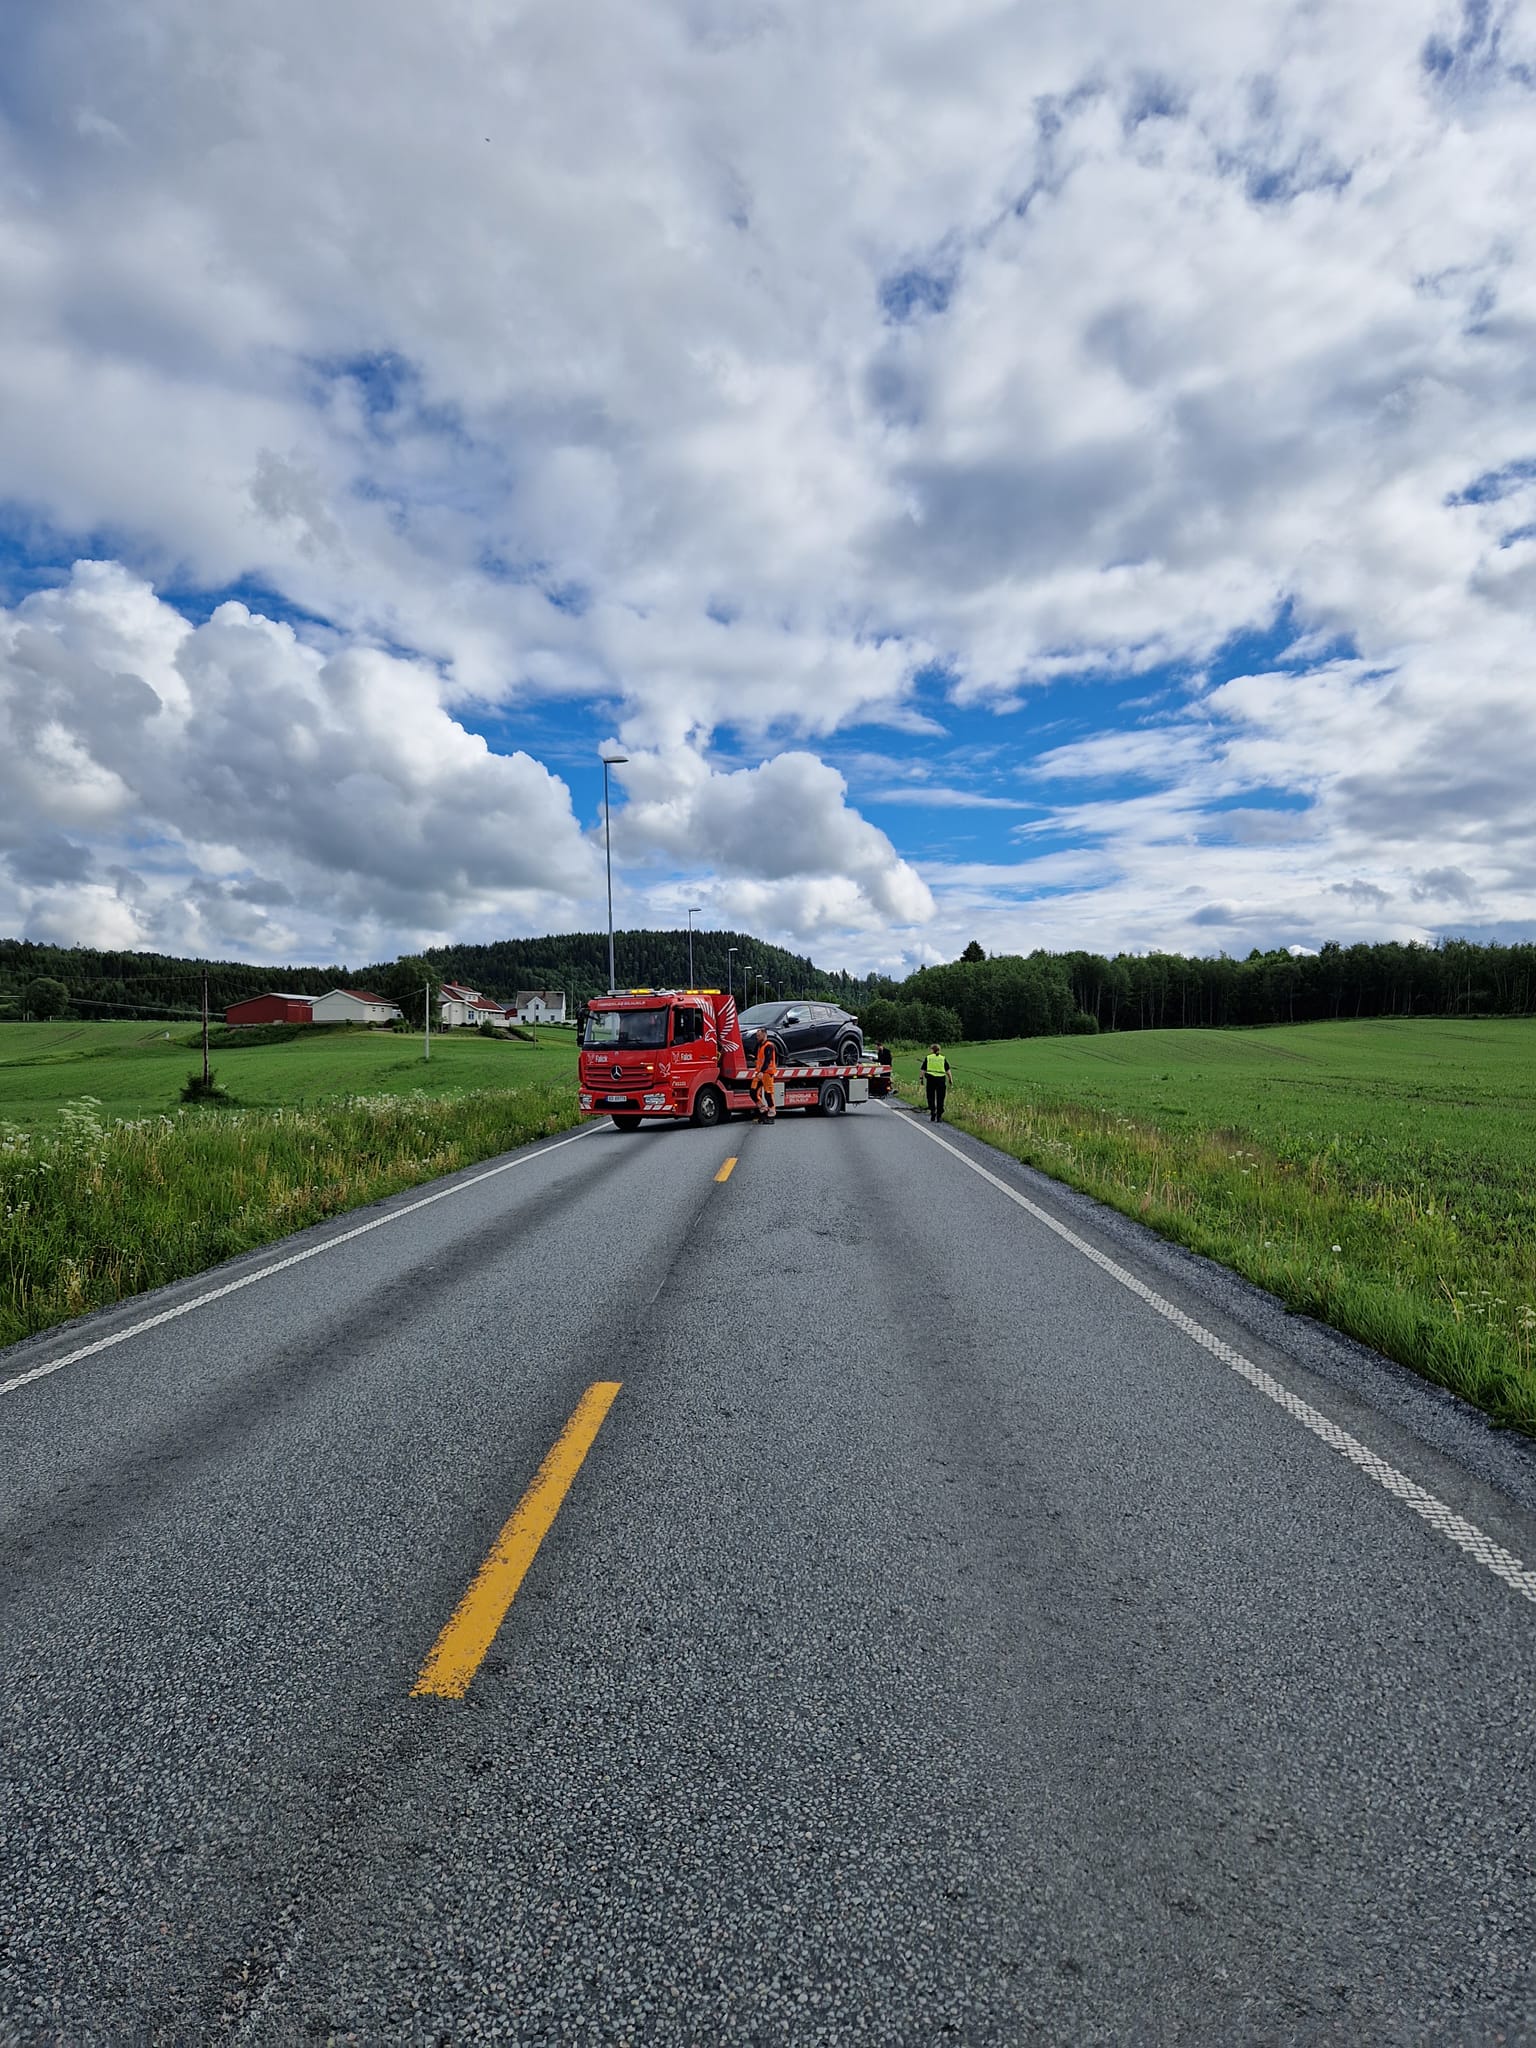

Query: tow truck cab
left=577, top=988, right=889, bottom=1129
left=578, top=989, right=738, bottom=1129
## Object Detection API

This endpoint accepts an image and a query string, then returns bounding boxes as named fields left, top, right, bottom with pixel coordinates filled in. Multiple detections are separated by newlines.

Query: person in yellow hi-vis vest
left=922, top=1043, right=952, bottom=1122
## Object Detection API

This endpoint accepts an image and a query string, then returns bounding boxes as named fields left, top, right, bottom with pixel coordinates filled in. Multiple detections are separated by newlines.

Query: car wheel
left=691, top=1086, right=724, bottom=1129
left=612, top=1113, right=643, bottom=1131
left=819, top=1080, right=847, bottom=1117
left=835, top=1037, right=861, bottom=1066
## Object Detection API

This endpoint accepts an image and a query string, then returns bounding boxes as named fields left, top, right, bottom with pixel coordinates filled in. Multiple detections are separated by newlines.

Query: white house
left=438, top=980, right=507, bottom=1028
left=512, top=990, right=567, bottom=1024
left=310, top=988, right=403, bottom=1026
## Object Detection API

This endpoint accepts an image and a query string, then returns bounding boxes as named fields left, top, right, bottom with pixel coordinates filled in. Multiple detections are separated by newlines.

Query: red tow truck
left=578, top=988, right=892, bottom=1130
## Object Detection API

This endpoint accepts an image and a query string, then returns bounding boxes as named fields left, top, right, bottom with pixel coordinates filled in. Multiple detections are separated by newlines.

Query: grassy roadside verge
left=0, top=1018, right=579, bottom=1130
left=893, top=1026, right=1536, bottom=1439
left=0, top=1081, right=580, bottom=1350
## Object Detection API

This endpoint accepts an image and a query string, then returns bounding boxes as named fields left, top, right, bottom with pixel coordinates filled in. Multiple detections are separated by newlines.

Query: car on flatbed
left=737, top=1000, right=863, bottom=1066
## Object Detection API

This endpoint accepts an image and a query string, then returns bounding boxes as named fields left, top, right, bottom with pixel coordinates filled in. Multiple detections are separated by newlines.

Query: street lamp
left=726, top=945, right=737, bottom=1008
left=687, top=906, right=701, bottom=987
left=600, top=752, right=629, bottom=993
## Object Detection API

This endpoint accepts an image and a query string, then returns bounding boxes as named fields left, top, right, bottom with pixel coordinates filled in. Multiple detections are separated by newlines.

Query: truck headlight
left=643, top=1092, right=668, bottom=1109
left=579, top=1093, right=593, bottom=1110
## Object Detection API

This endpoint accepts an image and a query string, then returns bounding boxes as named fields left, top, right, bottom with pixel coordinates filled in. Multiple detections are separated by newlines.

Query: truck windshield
left=584, top=1008, right=669, bottom=1049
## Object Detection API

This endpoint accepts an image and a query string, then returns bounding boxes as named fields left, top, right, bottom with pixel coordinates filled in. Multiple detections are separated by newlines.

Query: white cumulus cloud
left=0, top=564, right=597, bottom=958
left=613, top=745, right=935, bottom=935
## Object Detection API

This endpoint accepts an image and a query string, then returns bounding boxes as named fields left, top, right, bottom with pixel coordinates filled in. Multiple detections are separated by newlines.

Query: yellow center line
left=715, top=1155, right=739, bottom=1183
left=412, top=1379, right=622, bottom=1700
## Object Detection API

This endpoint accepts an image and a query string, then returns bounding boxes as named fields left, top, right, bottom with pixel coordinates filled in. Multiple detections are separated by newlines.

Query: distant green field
left=0, top=1020, right=578, bottom=1127
left=0, top=1021, right=584, bottom=1349
left=896, top=1018, right=1536, bottom=1436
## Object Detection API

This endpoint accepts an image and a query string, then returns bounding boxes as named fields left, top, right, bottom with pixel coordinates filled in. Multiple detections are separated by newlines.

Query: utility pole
left=727, top=946, right=737, bottom=1009
left=601, top=752, right=629, bottom=992
left=687, top=905, right=701, bottom=987
left=424, top=979, right=431, bottom=1062
left=201, top=971, right=210, bottom=1088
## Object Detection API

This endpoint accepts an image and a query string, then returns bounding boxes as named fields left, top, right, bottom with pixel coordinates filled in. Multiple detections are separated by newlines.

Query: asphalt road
left=2, top=1099, right=1535, bottom=2045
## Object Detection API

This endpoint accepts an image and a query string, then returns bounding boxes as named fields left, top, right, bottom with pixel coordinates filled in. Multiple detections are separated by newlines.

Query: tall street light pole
left=726, top=946, right=737, bottom=1008
left=687, top=905, right=701, bottom=987
left=601, top=752, right=628, bottom=993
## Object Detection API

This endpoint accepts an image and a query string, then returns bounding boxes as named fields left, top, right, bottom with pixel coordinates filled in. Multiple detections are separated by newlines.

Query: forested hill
left=401, top=930, right=886, bottom=1009
left=0, top=930, right=883, bottom=1021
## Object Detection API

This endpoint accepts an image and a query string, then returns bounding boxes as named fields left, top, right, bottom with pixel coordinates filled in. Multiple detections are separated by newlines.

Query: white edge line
left=893, top=1108, right=1536, bottom=1609
left=1, top=1122, right=603, bottom=1401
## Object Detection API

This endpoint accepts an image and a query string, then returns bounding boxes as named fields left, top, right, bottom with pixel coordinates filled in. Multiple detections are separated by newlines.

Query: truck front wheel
left=612, top=1113, right=643, bottom=1132
left=691, top=1085, right=725, bottom=1129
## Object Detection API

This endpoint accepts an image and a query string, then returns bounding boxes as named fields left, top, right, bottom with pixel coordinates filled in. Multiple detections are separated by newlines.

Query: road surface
left=2, top=1100, right=1534, bottom=2044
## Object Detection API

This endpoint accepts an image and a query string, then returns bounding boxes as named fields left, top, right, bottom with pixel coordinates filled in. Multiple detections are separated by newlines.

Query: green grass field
left=0, top=1022, right=583, bottom=1350
left=895, top=1018, right=1536, bottom=1437
left=0, top=1019, right=579, bottom=1126
left=7, top=1016, right=1534, bottom=1435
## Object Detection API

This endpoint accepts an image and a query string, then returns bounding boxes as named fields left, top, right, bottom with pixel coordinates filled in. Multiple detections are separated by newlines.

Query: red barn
left=224, top=993, right=316, bottom=1026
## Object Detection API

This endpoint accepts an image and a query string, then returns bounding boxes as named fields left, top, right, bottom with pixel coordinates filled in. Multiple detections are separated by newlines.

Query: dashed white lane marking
left=0, top=1124, right=602, bottom=1402
left=896, top=1111, right=1536, bottom=1609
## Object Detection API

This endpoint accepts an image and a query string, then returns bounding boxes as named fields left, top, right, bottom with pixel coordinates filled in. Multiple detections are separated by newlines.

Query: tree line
left=0, top=930, right=885, bottom=1024
left=4, top=932, right=1534, bottom=1041
left=872, top=937, right=1536, bottom=1042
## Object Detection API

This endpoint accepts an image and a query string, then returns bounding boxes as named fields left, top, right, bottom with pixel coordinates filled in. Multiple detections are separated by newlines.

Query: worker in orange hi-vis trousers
left=749, top=1036, right=780, bottom=1123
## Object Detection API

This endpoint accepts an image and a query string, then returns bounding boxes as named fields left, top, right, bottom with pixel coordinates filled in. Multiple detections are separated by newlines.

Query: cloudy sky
left=2, top=0, right=1534, bottom=974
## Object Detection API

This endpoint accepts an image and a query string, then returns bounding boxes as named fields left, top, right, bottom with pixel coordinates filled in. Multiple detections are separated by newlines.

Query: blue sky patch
left=0, top=504, right=127, bottom=604
left=879, top=266, right=953, bottom=322
left=1448, top=455, right=1536, bottom=505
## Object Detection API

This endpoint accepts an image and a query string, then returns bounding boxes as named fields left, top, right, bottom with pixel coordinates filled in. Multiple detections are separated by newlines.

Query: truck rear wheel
left=612, top=1113, right=643, bottom=1131
left=691, top=1086, right=725, bottom=1129
left=818, top=1080, right=847, bottom=1117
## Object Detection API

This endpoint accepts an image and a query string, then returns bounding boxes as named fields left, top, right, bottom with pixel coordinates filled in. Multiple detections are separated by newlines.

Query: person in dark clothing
left=922, top=1044, right=952, bottom=1121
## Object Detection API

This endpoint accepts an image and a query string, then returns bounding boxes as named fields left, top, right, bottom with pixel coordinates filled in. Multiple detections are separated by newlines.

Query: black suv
left=738, top=1001, right=864, bottom=1066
